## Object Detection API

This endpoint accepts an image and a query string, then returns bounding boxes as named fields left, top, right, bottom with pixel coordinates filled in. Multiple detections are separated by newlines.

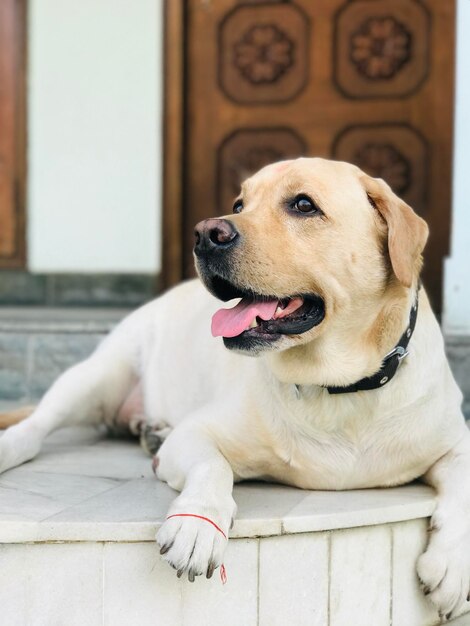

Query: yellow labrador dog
left=0, top=158, right=468, bottom=620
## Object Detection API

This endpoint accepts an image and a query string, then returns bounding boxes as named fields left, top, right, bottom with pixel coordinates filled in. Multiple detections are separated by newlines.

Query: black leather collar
left=326, top=288, right=420, bottom=395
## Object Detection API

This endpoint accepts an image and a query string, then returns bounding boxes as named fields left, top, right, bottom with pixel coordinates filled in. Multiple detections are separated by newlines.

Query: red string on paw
left=166, top=513, right=228, bottom=584
left=220, top=564, right=227, bottom=585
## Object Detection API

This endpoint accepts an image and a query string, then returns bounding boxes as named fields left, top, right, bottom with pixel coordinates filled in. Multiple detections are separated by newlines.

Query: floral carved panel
left=333, top=124, right=428, bottom=215
left=217, top=129, right=307, bottom=212
left=234, top=24, right=295, bottom=85
left=334, top=0, right=430, bottom=98
left=354, top=143, right=411, bottom=195
left=351, top=17, right=412, bottom=80
left=218, top=3, right=309, bottom=104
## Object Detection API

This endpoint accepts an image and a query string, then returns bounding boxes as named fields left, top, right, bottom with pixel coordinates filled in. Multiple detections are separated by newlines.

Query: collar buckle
left=384, top=345, right=409, bottom=363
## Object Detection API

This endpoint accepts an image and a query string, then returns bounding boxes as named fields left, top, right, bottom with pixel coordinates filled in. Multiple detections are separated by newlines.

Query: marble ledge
left=0, top=427, right=437, bottom=544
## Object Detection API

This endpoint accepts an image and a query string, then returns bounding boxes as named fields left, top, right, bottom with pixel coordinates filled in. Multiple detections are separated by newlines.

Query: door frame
left=162, top=0, right=186, bottom=289
left=0, top=0, right=27, bottom=268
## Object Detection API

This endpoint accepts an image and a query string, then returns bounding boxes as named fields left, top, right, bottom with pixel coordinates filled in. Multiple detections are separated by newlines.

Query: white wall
left=444, top=0, right=470, bottom=333
left=27, top=0, right=162, bottom=273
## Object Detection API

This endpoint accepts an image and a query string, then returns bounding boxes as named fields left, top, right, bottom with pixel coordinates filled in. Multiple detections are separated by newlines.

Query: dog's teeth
left=275, top=306, right=283, bottom=316
left=249, top=319, right=258, bottom=329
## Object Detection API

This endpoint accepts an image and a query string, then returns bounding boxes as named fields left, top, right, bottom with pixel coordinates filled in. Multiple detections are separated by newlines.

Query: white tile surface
left=282, top=485, right=436, bottom=535
left=0, top=482, right=74, bottom=522
left=46, top=477, right=175, bottom=525
left=103, top=542, right=183, bottom=626
left=259, top=533, right=328, bottom=626
left=181, top=539, right=258, bottom=626
left=330, top=525, right=392, bottom=626
left=0, top=542, right=103, bottom=626
left=392, top=519, right=439, bottom=626
left=231, top=482, right=310, bottom=538
left=0, top=479, right=176, bottom=544
left=41, top=425, right=107, bottom=447
left=0, top=427, right=436, bottom=543
left=0, top=468, right=119, bottom=518
left=31, top=438, right=154, bottom=480
left=0, top=428, right=449, bottom=624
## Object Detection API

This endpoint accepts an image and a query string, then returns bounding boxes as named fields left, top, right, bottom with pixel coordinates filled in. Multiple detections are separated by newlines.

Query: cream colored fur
left=0, top=158, right=468, bottom=620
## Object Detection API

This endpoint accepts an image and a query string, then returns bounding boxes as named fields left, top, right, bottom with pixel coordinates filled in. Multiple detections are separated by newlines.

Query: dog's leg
left=0, top=335, right=137, bottom=474
left=417, top=431, right=470, bottom=621
left=155, top=418, right=236, bottom=581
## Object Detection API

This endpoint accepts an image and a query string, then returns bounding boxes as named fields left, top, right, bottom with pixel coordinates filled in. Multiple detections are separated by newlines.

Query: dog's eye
left=232, top=199, right=243, bottom=214
left=291, top=195, right=320, bottom=215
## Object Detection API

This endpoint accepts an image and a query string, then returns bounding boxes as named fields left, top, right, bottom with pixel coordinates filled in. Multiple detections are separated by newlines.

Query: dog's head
left=194, top=157, right=428, bottom=362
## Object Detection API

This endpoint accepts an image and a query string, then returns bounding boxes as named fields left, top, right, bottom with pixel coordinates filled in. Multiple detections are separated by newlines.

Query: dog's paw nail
left=206, top=562, right=215, bottom=579
left=230, top=518, right=234, bottom=530
left=423, top=585, right=431, bottom=595
left=467, top=590, right=470, bottom=602
left=176, top=568, right=184, bottom=579
left=428, top=521, right=441, bottom=533
left=159, top=542, right=172, bottom=555
left=438, top=610, right=452, bottom=624
left=188, top=569, right=196, bottom=583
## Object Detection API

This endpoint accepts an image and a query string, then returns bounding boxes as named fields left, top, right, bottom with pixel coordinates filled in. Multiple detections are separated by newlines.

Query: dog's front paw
left=417, top=522, right=470, bottom=622
left=156, top=496, right=236, bottom=582
left=0, top=429, right=41, bottom=474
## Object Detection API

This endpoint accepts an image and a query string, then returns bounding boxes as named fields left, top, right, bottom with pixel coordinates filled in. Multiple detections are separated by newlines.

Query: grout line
left=180, top=574, right=184, bottom=625
left=327, top=531, right=332, bottom=626
left=257, top=538, right=260, bottom=626
left=101, top=542, right=105, bottom=626
left=389, top=525, right=394, bottom=626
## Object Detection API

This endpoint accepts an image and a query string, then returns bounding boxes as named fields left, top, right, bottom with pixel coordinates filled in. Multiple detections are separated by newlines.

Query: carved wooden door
left=0, top=0, right=26, bottom=268
left=163, top=0, right=455, bottom=311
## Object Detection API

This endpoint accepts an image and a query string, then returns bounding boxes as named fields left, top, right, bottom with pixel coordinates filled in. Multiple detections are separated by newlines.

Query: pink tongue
left=211, top=298, right=278, bottom=338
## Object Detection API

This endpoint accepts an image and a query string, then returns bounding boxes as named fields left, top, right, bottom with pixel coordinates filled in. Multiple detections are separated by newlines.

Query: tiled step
left=0, top=426, right=465, bottom=626
left=0, top=307, right=128, bottom=401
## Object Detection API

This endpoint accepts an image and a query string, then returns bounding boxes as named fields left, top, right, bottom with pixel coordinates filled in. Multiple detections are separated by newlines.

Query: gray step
left=0, top=307, right=128, bottom=402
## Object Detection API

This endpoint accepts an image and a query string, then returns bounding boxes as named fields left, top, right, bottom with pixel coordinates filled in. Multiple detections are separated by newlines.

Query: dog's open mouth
left=208, top=276, right=325, bottom=340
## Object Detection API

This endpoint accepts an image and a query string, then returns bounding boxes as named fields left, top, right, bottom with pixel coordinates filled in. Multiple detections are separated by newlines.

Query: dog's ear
left=361, top=175, right=429, bottom=288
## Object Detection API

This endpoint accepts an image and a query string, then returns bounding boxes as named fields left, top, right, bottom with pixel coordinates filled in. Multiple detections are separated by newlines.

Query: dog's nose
left=194, top=219, right=239, bottom=255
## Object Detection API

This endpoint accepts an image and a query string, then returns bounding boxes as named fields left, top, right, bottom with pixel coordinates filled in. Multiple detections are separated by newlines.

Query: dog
left=0, top=158, right=468, bottom=620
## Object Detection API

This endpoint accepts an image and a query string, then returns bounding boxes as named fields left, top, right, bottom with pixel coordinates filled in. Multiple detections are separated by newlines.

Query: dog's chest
left=256, top=395, right=433, bottom=489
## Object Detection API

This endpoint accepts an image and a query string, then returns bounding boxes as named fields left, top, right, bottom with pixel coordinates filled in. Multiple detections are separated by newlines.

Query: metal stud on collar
left=380, top=376, right=389, bottom=385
